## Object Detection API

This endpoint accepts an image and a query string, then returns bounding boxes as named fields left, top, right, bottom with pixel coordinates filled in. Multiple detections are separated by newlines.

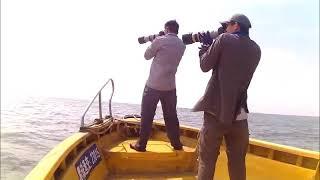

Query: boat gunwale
left=25, top=132, right=90, bottom=179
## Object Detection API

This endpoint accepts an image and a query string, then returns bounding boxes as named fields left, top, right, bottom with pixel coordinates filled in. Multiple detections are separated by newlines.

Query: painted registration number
left=75, top=144, right=101, bottom=180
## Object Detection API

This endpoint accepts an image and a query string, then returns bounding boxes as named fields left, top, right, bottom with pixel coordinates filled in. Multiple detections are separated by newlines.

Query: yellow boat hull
left=25, top=118, right=319, bottom=180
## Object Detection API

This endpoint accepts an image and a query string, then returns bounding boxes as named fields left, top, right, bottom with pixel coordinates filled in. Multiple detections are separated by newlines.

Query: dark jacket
left=193, top=33, right=261, bottom=125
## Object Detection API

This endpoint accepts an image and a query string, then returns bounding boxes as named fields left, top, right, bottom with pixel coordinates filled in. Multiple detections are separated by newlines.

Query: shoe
left=173, top=146, right=183, bottom=150
left=130, top=143, right=146, bottom=152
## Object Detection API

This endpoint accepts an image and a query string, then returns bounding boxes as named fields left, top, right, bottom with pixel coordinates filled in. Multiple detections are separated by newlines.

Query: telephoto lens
left=182, top=31, right=220, bottom=45
left=138, top=31, right=165, bottom=44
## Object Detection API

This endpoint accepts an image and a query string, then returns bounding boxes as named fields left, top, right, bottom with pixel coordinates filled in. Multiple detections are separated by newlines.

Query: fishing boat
left=26, top=79, right=319, bottom=180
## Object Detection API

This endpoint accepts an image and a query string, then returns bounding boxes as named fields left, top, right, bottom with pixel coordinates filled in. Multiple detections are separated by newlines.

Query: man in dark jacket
left=193, top=14, right=261, bottom=180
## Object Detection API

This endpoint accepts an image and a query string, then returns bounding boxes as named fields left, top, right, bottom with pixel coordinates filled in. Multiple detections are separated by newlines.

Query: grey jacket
left=193, top=33, right=261, bottom=125
left=145, top=33, right=186, bottom=91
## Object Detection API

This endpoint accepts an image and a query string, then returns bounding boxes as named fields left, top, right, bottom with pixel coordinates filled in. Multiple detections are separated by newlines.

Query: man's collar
left=232, top=31, right=249, bottom=37
left=166, top=33, right=178, bottom=36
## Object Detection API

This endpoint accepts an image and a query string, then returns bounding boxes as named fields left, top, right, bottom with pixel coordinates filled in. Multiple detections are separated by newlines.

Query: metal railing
left=80, top=78, right=114, bottom=127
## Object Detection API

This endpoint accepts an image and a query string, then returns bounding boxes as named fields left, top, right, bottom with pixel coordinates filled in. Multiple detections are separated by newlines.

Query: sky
left=1, top=0, right=319, bottom=116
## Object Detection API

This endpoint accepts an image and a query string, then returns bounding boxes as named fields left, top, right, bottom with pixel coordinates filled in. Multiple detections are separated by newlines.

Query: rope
left=80, top=118, right=117, bottom=136
left=80, top=115, right=139, bottom=138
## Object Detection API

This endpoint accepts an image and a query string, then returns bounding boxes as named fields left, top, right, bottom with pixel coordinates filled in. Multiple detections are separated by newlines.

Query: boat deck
left=104, top=139, right=196, bottom=174
left=103, top=138, right=316, bottom=180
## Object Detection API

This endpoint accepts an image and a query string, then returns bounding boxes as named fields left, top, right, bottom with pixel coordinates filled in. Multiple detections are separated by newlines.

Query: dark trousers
left=198, top=112, right=249, bottom=180
left=136, top=86, right=182, bottom=149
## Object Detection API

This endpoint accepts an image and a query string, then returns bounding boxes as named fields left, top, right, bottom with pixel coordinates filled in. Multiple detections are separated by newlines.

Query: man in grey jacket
left=193, top=14, right=261, bottom=180
left=130, top=20, right=186, bottom=152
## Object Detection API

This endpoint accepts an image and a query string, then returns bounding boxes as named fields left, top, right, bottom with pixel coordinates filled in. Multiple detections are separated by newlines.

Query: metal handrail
left=80, top=78, right=114, bottom=127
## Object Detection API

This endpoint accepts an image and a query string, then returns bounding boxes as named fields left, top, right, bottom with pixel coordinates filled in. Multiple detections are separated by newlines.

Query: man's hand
left=199, top=31, right=213, bottom=46
left=150, top=31, right=165, bottom=42
left=218, top=26, right=226, bottom=35
left=198, top=44, right=210, bottom=57
left=158, top=31, right=165, bottom=36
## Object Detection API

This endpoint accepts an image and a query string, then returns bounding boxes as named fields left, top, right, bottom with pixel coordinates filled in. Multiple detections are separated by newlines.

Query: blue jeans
left=136, top=86, right=182, bottom=149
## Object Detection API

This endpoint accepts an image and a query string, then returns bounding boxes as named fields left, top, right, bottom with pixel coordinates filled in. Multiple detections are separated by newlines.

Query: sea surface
left=1, top=97, right=319, bottom=180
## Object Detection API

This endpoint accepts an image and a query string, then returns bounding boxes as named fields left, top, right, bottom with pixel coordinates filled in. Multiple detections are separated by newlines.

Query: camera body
left=138, top=31, right=165, bottom=44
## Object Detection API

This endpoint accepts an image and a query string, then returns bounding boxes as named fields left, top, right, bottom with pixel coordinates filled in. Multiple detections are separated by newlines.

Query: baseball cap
left=220, top=14, right=252, bottom=28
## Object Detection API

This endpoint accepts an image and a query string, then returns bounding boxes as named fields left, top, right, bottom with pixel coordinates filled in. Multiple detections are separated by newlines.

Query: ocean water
left=1, top=97, right=319, bottom=180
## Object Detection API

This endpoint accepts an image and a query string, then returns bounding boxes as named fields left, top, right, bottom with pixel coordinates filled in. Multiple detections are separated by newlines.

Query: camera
left=182, top=26, right=226, bottom=45
left=138, top=31, right=165, bottom=44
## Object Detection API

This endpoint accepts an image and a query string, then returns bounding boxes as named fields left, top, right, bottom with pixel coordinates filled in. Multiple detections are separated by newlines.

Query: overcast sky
left=1, top=0, right=319, bottom=116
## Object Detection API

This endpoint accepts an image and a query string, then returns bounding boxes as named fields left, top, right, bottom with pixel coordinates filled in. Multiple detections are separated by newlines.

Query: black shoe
left=173, top=146, right=183, bottom=150
left=130, top=143, right=146, bottom=152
